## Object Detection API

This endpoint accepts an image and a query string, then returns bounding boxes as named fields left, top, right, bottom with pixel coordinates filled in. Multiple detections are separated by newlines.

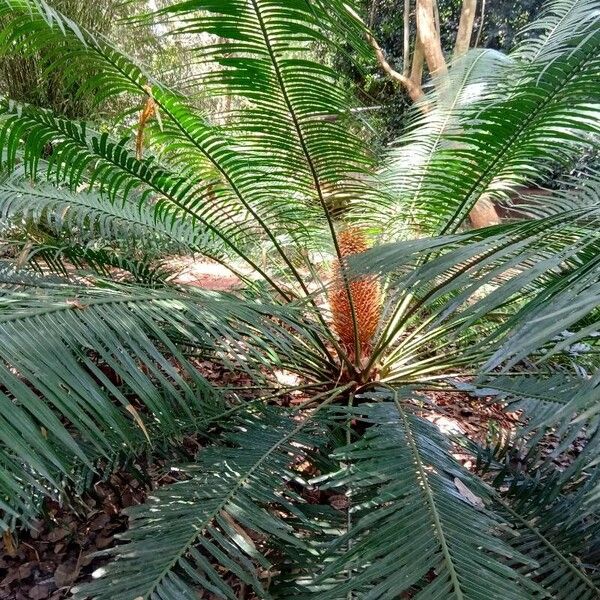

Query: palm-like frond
left=499, top=476, right=600, bottom=600
left=0, top=0, right=383, bottom=308
left=498, top=167, right=600, bottom=219
left=0, top=0, right=597, bottom=598
left=0, top=2, right=301, bottom=295
left=0, top=259, right=68, bottom=289
left=354, top=208, right=600, bottom=380
left=512, top=0, right=600, bottom=62
left=0, top=173, right=215, bottom=255
left=0, top=172, right=224, bottom=281
left=381, top=0, right=600, bottom=234
left=313, top=400, right=540, bottom=599
left=0, top=280, right=331, bottom=525
left=72, top=404, right=335, bottom=600
left=378, top=48, right=512, bottom=237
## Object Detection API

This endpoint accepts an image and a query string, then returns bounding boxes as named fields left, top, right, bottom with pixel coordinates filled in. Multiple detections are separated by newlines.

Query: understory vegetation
left=0, top=0, right=599, bottom=598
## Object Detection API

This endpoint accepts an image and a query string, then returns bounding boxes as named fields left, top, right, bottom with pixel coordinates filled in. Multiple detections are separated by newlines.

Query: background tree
left=339, top=0, right=545, bottom=148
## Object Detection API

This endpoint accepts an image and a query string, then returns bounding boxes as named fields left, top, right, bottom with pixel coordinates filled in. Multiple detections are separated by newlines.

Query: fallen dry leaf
left=454, top=477, right=485, bottom=509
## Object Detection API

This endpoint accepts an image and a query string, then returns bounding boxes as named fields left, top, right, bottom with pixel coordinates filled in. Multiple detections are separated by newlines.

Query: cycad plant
left=0, top=0, right=599, bottom=598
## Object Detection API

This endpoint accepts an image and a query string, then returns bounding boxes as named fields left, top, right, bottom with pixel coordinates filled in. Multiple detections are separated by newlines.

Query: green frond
left=0, top=259, right=68, bottom=289
left=0, top=172, right=224, bottom=281
left=0, top=173, right=215, bottom=254
left=0, top=281, right=332, bottom=525
left=353, top=210, right=600, bottom=380
left=499, top=168, right=600, bottom=219
left=9, top=239, right=171, bottom=283
left=313, top=401, right=539, bottom=599
left=381, top=0, right=600, bottom=234
left=0, top=0, right=383, bottom=301
left=457, top=372, right=600, bottom=501
left=512, top=0, right=600, bottom=62
left=148, top=0, right=382, bottom=294
left=379, top=48, right=512, bottom=238
left=72, top=405, right=331, bottom=600
left=496, top=469, right=600, bottom=599
left=457, top=373, right=598, bottom=434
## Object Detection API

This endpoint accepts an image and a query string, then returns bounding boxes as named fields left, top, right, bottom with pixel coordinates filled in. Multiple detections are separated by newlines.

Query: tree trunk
left=454, top=0, right=478, bottom=58
left=411, top=38, right=425, bottom=84
left=416, top=0, right=447, bottom=76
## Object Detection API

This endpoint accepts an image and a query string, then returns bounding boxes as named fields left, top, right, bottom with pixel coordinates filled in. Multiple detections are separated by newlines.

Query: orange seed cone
left=329, top=227, right=381, bottom=361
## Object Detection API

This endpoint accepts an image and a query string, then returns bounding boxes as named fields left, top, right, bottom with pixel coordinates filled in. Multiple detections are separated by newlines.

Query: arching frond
left=72, top=405, right=333, bottom=600
left=0, top=281, right=331, bottom=525
left=499, top=475, right=600, bottom=600
left=512, top=0, right=600, bottom=62
left=0, top=259, right=68, bottom=289
left=381, top=0, right=600, bottom=234
left=352, top=209, right=600, bottom=380
left=313, top=401, right=540, bottom=599
left=379, top=48, right=512, bottom=238
left=0, top=172, right=224, bottom=281
left=498, top=167, right=600, bottom=219
left=0, top=174, right=215, bottom=255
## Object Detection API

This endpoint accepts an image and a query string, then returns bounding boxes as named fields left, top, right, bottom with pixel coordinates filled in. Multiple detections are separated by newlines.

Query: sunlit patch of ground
left=167, top=257, right=243, bottom=291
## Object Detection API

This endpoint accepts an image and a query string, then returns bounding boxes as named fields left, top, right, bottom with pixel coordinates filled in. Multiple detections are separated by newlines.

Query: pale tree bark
left=368, top=0, right=378, bottom=29
left=454, top=0, right=478, bottom=58
left=416, top=0, right=447, bottom=76
left=410, top=38, right=425, bottom=85
left=475, top=0, right=486, bottom=46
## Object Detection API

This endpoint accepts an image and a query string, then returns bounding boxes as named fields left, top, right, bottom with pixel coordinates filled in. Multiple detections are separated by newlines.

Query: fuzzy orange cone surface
left=329, top=227, right=382, bottom=364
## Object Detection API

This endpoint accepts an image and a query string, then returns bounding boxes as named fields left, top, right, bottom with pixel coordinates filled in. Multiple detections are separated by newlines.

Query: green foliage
left=316, top=401, right=543, bottom=599
left=0, top=0, right=597, bottom=598
left=73, top=406, right=332, bottom=600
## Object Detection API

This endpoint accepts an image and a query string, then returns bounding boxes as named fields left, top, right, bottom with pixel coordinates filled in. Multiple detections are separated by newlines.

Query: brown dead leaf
left=54, top=560, right=80, bottom=588
left=46, top=528, right=69, bottom=543
left=329, top=494, right=349, bottom=510
left=28, top=582, right=53, bottom=600
left=135, top=87, right=159, bottom=161
left=454, top=477, right=485, bottom=509
left=16, top=241, right=34, bottom=268
left=94, top=534, right=114, bottom=550
left=29, top=581, right=54, bottom=600
left=2, top=531, right=17, bottom=557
